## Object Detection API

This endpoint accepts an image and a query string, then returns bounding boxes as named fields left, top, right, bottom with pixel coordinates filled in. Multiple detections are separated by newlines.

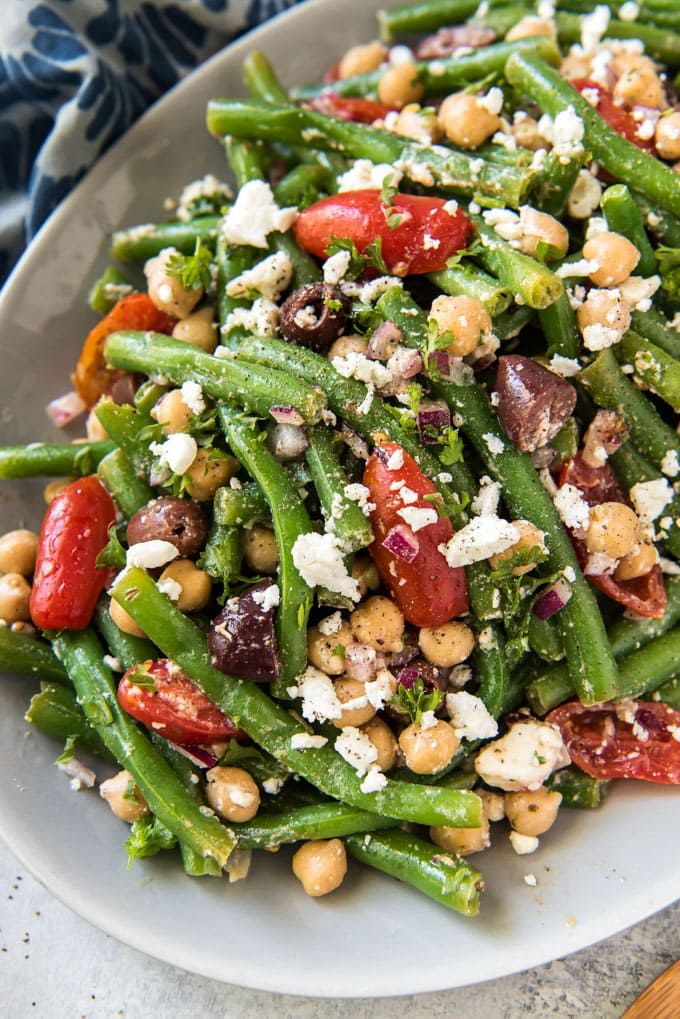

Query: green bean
left=528, top=613, right=565, bottom=663
left=656, top=676, right=680, bottom=709
left=112, top=567, right=484, bottom=829
left=219, top=405, right=312, bottom=687
left=224, top=136, right=266, bottom=189
left=378, top=0, right=481, bottom=39
left=580, top=348, right=680, bottom=472
left=632, top=191, right=680, bottom=247
left=345, top=829, right=483, bottom=917
left=197, top=522, right=244, bottom=593
left=214, top=480, right=270, bottom=526
left=93, top=401, right=153, bottom=476
left=94, top=599, right=158, bottom=671
left=601, top=185, right=657, bottom=279
left=274, top=164, right=332, bottom=209
left=493, top=304, right=536, bottom=341
left=533, top=147, right=585, bottom=218
left=25, top=681, right=115, bottom=763
left=554, top=11, right=680, bottom=67
left=97, top=448, right=153, bottom=518
left=105, top=330, right=327, bottom=425
left=305, top=424, right=374, bottom=553
left=206, top=100, right=535, bottom=208
left=428, top=262, right=512, bottom=318
left=471, top=218, right=563, bottom=310
left=234, top=802, right=393, bottom=849
left=215, top=233, right=255, bottom=335
left=0, top=626, right=68, bottom=682
left=631, top=307, right=680, bottom=360
left=538, top=291, right=580, bottom=359
left=272, top=227, right=321, bottom=287
left=110, top=217, right=220, bottom=262
left=609, top=443, right=680, bottom=561
left=545, top=766, right=610, bottom=809
left=53, top=628, right=236, bottom=865
left=242, top=49, right=290, bottom=105
left=615, top=331, right=680, bottom=413
left=88, top=266, right=133, bottom=315
left=134, top=380, right=168, bottom=417
left=475, top=623, right=511, bottom=718
left=0, top=440, right=114, bottom=480
left=505, top=52, right=680, bottom=218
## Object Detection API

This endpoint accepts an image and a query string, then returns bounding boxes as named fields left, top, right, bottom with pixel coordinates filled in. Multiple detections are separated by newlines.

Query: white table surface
left=0, top=838, right=677, bottom=1018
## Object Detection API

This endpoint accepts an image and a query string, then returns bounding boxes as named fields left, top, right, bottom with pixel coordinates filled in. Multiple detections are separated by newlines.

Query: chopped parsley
left=166, top=238, right=213, bottom=291
left=390, top=677, right=444, bottom=725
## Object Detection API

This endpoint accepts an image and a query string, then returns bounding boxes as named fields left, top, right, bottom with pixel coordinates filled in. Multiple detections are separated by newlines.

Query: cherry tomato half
left=571, top=80, right=657, bottom=155
left=363, top=441, right=468, bottom=627
left=30, top=476, right=116, bottom=631
left=547, top=700, right=680, bottom=784
left=305, top=94, right=395, bottom=124
left=559, top=455, right=667, bottom=620
left=294, top=191, right=472, bottom=275
left=73, top=293, right=176, bottom=408
left=118, top=658, right=245, bottom=746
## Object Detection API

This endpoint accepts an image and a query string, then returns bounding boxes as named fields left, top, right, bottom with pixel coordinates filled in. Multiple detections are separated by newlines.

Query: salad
left=1, top=0, right=680, bottom=917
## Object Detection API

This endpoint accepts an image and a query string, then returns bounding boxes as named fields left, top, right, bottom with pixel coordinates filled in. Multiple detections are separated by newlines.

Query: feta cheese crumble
left=157, top=577, right=182, bottom=601
left=474, top=721, right=570, bottom=791
left=511, top=833, right=539, bottom=855
left=290, top=733, right=328, bottom=750
left=323, top=250, right=352, bottom=285
left=226, top=251, right=293, bottom=301
left=549, top=355, right=581, bottom=378
left=297, top=666, right=342, bottom=723
left=630, top=479, right=674, bottom=530
left=471, top=476, right=502, bottom=517
left=337, top=160, right=402, bottom=193
left=127, top=540, right=180, bottom=571
left=331, top=351, right=393, bottom=389
left=553, top=484, right=591, bottom=532
left=439, top=516, right=520, bottom=568
left=334, top=726, right=378, bottom=775
left=661, top=450, right=679, bottom=478
left=221, top=180, right=298, bottom=248
left=291, top=532, right=361, bottom=601
left=446, top=691, right=499, bottom=741
left=396, top=506, right=438, bottom=532
left=251, top=583, right=280, bottom=611
left=179, top=380, right=206, bottom=417
left=150, top=432, right=197, bottom=475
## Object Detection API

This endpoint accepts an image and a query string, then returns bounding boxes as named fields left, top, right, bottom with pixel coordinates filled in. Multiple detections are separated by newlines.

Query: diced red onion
left=269, top=423, right=309, bottom=462
left=388, top=346, right=422, bottom=379
left=396, top=666, right=420, bottom=690
left=416, top=400, right=450, bottom=444
left=270, top=405, right=305, bottom=427
left=46, top=390, right=86, bottom=428
left=367, top=321, right=402, bottom=361
left=532, top=578, right=572, bottom=620
left=345, top=643, right=378, bottom=682
left=341, top=423, right=369, bottom=460
left=167, top=742, right=218, bottom=769
left=382, top=524, right=420, bottom=563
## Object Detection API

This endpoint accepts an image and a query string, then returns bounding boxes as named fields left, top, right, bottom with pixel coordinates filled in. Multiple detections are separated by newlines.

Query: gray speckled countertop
left=0, top=839, right=677, bottom=1018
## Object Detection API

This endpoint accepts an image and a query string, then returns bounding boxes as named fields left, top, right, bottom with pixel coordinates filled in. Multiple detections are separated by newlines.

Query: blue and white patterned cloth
left=0, top=0, right=305, bottom=285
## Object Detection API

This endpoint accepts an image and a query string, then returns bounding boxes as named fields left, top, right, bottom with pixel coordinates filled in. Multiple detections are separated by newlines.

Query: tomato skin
left=30, top=476, right=116, bottom=631
left=547, top=700, right=680, bottom=784
left=363, top=442, right=468, bottom=627
left=558, top=455, right=667, bottom=620
left=571, top=80, right=657, bottom=155
left=305, top=93, right=394, bottom=124
left=294, top=191, right=472, bottom=275
left=118, top=659, right=245, bottom=745
left=73, top=294, right=175, bottom=407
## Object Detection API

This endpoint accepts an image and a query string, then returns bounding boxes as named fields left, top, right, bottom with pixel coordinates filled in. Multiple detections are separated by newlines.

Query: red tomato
left=547, top=700, right=680, bottom=784
left=363, top=441, right=468, bottom=626
left=73, top=293, right=175, bottom=408
left=305, top=93, right=394, bottom=124
left=30, top=476, right=116, bottom=631
left=294, top=191, right=472, bottom=275
left=118, top=658, right=245, bottom=746
left=323, top=61, right=342, bottom=84
left=558, top=455, right=667, bottom=620
left=572, top=80, right=657, bottom=155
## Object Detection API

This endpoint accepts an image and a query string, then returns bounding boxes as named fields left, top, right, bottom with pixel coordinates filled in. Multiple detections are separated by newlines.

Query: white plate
left=0, top=0, right=678, bottom=998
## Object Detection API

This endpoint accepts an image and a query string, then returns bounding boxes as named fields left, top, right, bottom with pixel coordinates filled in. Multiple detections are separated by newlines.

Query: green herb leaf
left=96, top=524, right=127, bottom=569
left=390, top=677, right=444, bottom=726
left=655, top=245, right=680, bottom=304
left=438, top=427, right=464, bottom=466
left=54, top=734, right=78, bottom=766
left=125, top=661, right=156, bottom=692
left=326, top=235, right=390, bottom=280
left=125, top=816, right=177, bottom=864
left=166, top=238, right=213, bottom=291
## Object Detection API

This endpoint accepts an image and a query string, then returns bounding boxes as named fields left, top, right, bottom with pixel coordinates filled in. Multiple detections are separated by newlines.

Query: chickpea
left=361, top=717, right=398, bottom=772
left=43, top=479, right=70, bottom=504
left=655, top=112, right=680, bottom=161
left=505, top=786, right=562, bottom=837
left=391, top=104, right=440, bottom=144
left=429, top=295, right=491, bottom=358
left=110, top=597, right=147, bottom=638
left=86, top=406, right=109, bottom=442
left=506, top=16, right=555, bottom=42
left=333, top=677, right=376, bottom=728
left=377, top=62, right=424, bottom=109
left=560, top=52, right=593, bottom=81
left=144, top=248, right=203, bottom=319
left=613, top=58, right=666, bottom=110
left=150, top=389, right=190, bottom=435
left=351, top=553, right=381, bottom=599
left=0, top=573, right=31, bottom=623
left=517, top=207, right=569, bottom=260
left=430, top=813, right=491, bottom=856
left=512, top=114, right=547, bottom=151
left=307, top=621, right=354, bottom=675
left=184, top=449, right=239, bottom=502
left=205, top=766, right=260, bottom=822
left=243, top=524, right=279, bottom=574
left=292, top=838, right=347, bottom=897
left=99, top=769, right=149, bottom=823
left=582, top=232, right=640, bottom=288
left=489, top=520, right=545, bottom=576
left=437, top=92, right=500, bottom=150
left=615, top=542, right=658, bottom=581
left=327, top=334, right=368, bottom=361
left=399, top=720, right=459, bottom=774
left=350, top=595, right=404, bottom=653
left=338, top=40, right=387, bottom=79
left=171, top=306, right=218, bottom=352
left=576, top=287, right=631, bottom=342
left=418, top=621, right=475, bottom=668
left=0, top=529, right=38, bottom=576
left=585, top=502, right=640, bottom=559
left=477, top=788, right=505, bottom=823
left=158, top=558, right=212, bottom=612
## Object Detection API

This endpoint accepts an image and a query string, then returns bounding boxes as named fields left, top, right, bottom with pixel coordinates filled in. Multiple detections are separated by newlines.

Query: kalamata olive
left=415, top=25, right=496, bottom=59
left=279, top=283, right=348, bottom=351
left=127, top=497, right=208, bottom=557
left=106, top=371, right=141, bottom=406
left=494, top=355, right=577, bottom=453
left=208, top=580, right=281, bottom=684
